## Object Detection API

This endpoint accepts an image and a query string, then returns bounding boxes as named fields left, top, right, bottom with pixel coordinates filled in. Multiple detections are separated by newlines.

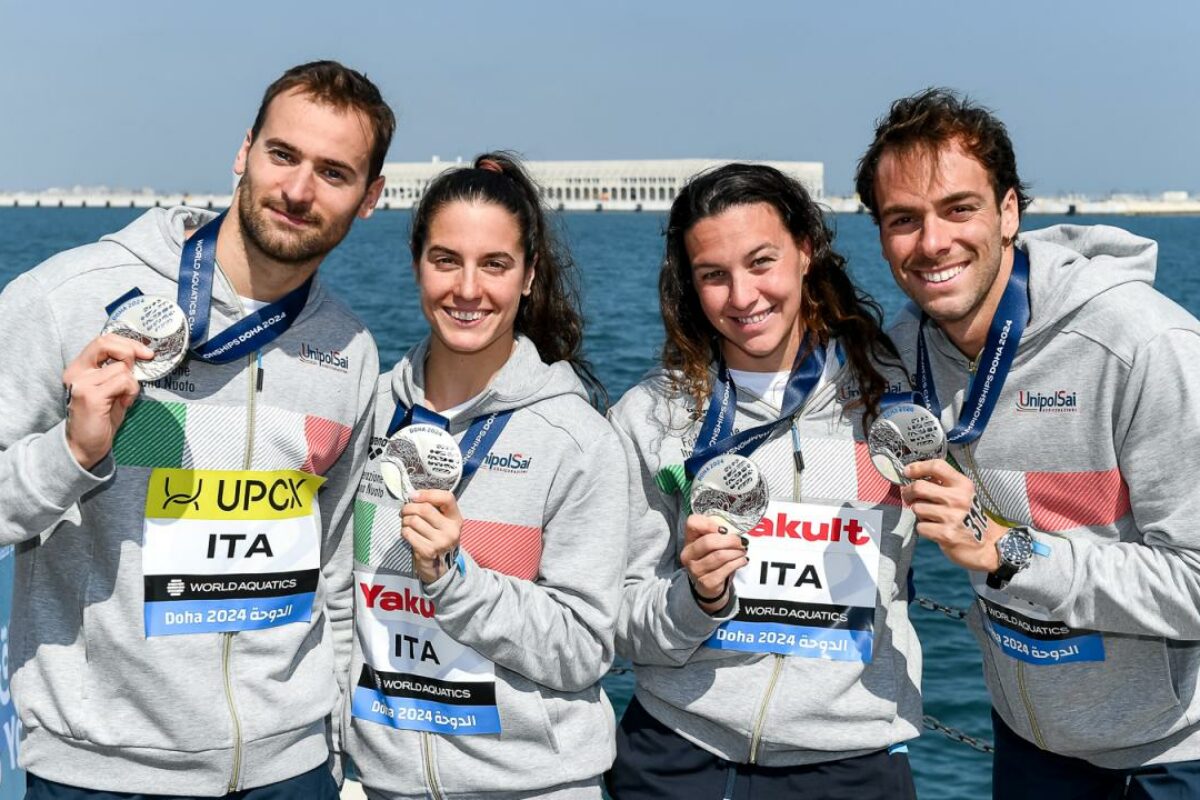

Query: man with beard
left=855, top=88, right=1200, bottom=798
left=0, top=61, right=394, bottom=798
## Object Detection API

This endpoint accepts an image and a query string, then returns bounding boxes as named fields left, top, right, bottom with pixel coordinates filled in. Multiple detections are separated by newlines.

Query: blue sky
left=2, top=0, right=1197, bottom=196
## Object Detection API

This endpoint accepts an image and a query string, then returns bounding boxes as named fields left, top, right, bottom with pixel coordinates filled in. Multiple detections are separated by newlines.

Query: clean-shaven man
left=0, top=60, right=393, bottom=798
left=856, top=88, right=1200, bottom=798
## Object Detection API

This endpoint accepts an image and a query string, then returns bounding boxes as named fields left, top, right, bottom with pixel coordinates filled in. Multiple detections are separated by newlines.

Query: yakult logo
left=359, top=582, right=436, bottom=619
left=748, top=510, right=872, bottom=545
left=1016, top=390, right=1078, bottom=413
left=299, top=342, right=349, bottom=372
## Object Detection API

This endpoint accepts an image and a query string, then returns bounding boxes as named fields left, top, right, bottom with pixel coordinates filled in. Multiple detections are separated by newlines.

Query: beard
left=236, top=175, right=356, bottom=265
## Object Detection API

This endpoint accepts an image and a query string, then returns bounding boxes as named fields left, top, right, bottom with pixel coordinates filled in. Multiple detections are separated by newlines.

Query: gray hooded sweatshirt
left=0, top=207, right=377, bottom=794
left=609, top=347, right=921, bottom=767
left=347, top=336, right=628, bottom=798
left=889, top=225, right=1200, bottom=768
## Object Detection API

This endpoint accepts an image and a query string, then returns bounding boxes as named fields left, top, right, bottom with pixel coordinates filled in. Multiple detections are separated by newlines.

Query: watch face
left=1000, top=529, right=1034, bottom=567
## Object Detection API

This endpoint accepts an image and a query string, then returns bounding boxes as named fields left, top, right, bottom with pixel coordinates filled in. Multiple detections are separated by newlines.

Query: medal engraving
left=380, top=423, right=463, bottom=502
left=867, top=403, right=947, bottom=485
left=689, top=454, right=769, bottom=535
left=102, top=295, right=190, bottom=382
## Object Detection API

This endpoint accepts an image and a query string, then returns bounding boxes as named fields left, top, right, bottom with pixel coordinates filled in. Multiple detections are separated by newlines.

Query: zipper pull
left=255, top=352, right=264, bottom=393
left=790, top=425, right=805, bottom=474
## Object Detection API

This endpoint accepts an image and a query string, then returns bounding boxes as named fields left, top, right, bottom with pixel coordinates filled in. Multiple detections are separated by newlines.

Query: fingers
left=684, top=514, right=726, bottom=546
left=681, top=529, right=747, bottom=563
left=401, top=502, right=461, bottom=548
left=686, top=547, right=748, bottom=581
left=93, top=362, right=142, bottom=408
left=408, top=489, right=462, bottom=521
left=903, top=458, right=966, bottom=486
left=65, top=334, right=154, bottom=383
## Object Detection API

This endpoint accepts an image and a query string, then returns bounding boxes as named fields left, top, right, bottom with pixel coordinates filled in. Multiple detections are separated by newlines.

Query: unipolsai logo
left=482, top=451, right=533, bottom=474
left=299, top=342, right=349, bottom=372
left=1015, top=389, right=1078, bottom=413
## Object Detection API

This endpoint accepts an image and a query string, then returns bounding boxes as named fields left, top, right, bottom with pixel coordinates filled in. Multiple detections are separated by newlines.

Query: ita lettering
left=206, top=533, right=274, bottom=559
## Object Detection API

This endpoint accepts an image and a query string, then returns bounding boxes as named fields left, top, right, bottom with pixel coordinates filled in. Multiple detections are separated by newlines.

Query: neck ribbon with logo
left=914, top=247, right=1030, bottom=445
left=175, top=212, right=314, bottom=363
left=684, top=341, right=826, bottom=479
left=388, top=402, right=514, bottom=488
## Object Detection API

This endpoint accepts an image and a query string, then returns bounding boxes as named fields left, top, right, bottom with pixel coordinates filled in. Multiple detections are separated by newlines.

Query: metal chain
left=915, top=595, right=970, bottom=620
left=922, top=714, right=995, bottom=754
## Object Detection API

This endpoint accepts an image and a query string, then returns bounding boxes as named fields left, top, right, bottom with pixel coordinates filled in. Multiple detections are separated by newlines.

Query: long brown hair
left=410, top=152, right=607, bottom=408
left=660, top=163, right=900, bottom=422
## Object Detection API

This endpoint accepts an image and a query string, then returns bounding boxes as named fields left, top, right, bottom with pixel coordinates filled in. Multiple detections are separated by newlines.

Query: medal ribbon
left=387, top=402, right=514, bottom=485
left=683, top=342, right=826, bottom=479
left=914, top=248, right=1030, bottom=445
left=176, top=212, right=314, bottom=364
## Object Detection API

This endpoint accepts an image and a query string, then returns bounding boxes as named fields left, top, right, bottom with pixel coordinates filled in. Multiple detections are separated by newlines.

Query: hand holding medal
left=681, top=454, right=767, bottom=612
left=102, top=295, right=190, bottom=382
left=867, top=403, right=1002, bottom=571
left=381, top=424, right=466, bottom=583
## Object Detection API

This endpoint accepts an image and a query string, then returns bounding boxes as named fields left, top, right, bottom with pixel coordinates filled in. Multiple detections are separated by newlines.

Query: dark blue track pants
left=993, top=709, right=1200, bottom=800
left=24, top=764, right=338, bottom=800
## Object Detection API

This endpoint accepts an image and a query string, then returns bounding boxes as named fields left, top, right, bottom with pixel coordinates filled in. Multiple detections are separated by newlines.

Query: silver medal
left=379, top=423, right=463, bottom=502
left=102, top=295, right=190, bottom=382
left=867, top=402, right=947, bottom=485
left=689, top=454, right=769, bottom=535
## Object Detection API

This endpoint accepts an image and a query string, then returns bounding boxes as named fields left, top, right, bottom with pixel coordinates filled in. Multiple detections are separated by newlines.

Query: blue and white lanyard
left=914, top=248, right=1031, bottom=445
left=683, top=343, right=826, bottom=479
left=176, top=212, right=313, bottom=364
left=387, top=402, right=514, bottom=487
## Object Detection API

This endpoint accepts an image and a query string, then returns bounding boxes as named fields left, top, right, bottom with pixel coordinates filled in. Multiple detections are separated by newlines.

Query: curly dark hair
left=660, top=163, right=901, bottom=423
left=854, top=87, right=1030, bottom=223
left=410, top=151, right=607, bottom=408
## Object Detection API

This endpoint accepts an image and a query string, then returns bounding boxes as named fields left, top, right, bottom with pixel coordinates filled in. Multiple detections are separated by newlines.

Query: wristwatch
left=986, top=526, right=1034, bottom=589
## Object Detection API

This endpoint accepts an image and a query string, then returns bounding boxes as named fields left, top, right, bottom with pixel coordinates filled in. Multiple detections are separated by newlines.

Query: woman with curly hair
left=607, top=163, right=921, bottom=799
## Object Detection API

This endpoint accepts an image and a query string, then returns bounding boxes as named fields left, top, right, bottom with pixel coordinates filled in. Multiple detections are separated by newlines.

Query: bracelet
left=689, top=576, right=730, bottom=606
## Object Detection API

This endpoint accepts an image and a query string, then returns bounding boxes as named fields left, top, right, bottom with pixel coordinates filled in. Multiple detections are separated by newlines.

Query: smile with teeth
left=447, top=309, right=489, bottom=322
left=732, top=307, right=774, bottom=325
left=917, top=264, right=966, bottom=284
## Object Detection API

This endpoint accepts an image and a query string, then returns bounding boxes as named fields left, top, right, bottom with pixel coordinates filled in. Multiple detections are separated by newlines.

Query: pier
left=2, top=158, right=1197, bottom=215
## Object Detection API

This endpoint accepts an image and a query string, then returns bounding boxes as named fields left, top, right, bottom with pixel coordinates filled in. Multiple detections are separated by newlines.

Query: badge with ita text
left=379, top=424, right=464, bottom=502
left=689, top=454, right=769, bottom=535
left=867, top=403, right=947, bottom=485
left=102, top=295, right=190, bottom=382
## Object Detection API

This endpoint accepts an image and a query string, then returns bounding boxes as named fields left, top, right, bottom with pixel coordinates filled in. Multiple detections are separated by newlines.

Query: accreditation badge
left=351, top=570, right=501, bottom=735
left=142, top=468, right=324, bottom=636
left=705, top=501, right=884, bottom=662
left=971, top=574, right=1104, bottom=665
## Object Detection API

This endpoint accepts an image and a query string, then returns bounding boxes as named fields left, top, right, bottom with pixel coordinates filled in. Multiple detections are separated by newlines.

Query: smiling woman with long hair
left=607, top=163, right=922, bottom=799
left=346, top=152, right=625, bottom=799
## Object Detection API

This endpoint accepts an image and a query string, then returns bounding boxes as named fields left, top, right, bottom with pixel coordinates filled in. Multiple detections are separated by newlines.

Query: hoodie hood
left=1020, top=224, right=1157, bottom=339
left=99, top=205, right=335, bottom=324
left=389, top=334, right=590, bottom=427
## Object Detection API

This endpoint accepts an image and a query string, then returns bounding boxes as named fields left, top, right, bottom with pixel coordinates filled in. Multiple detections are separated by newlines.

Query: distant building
left=378, top=157, right=824, bottom=211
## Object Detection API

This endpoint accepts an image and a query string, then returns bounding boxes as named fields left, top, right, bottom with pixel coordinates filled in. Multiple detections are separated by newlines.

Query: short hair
left=854, top=87, right=1030, bottom=222
left=250, top=60, right=396, bottom=183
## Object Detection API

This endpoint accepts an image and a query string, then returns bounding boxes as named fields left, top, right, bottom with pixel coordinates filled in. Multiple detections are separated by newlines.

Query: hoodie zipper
left=961, top=358, right=1047, bottom=751
left=222, top=288, right=258, bottom=791
left=421, top=732, right=444, bottom=800
left=747, top=415, right=806, bottom=764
